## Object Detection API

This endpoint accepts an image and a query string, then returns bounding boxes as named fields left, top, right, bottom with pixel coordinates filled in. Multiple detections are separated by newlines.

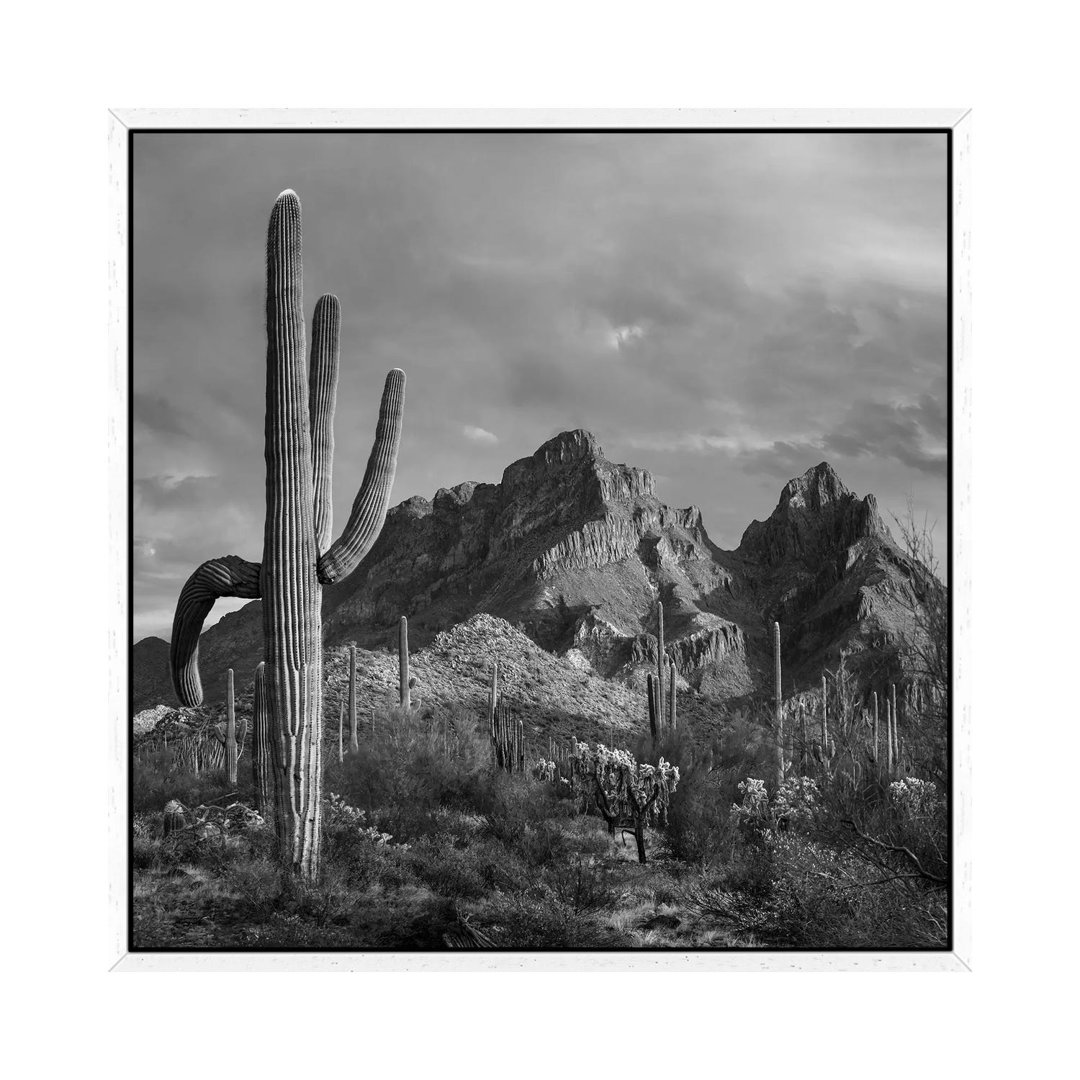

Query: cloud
left=606, top=324, right=645, bottom=351
left=462, top=424, right=498, bottom=445
left=132, top=131, right=948, bottom=635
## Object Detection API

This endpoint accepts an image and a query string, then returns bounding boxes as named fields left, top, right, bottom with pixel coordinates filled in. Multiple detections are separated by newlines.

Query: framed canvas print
left=108, top=109, right=970, bottom=971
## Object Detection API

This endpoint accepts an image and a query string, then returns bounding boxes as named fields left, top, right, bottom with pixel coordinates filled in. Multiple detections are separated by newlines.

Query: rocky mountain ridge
left=132, top=430, right=935, bottom=712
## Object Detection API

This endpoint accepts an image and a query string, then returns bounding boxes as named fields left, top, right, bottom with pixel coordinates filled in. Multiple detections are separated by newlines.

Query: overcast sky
left=133, top=131, right=948, bottom=641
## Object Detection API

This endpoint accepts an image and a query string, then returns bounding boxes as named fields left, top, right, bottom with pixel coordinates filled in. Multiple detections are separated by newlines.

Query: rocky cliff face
left=132, top=433, right=936, bottom=712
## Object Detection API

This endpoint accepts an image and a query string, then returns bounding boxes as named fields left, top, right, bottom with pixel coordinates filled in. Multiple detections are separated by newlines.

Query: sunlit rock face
left=133, top=433, right=937, bottom=710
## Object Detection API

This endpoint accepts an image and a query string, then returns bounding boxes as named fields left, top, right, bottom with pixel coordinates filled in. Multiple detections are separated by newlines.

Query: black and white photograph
left=126, top=122, right=954, bottom=956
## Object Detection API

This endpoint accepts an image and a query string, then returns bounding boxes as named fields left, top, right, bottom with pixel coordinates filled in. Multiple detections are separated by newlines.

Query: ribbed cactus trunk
left=821, top=673, right=829, bottom=760
left=225, top=667, right=238, bottom=784
left=399, top=616, right=410, bottom=709
left=886, top=696, right=894, bottom=776
left=252, top=662, right=273, bottom=821
left=169, top=190, right=405, bottom=884
left=891, top=682, right=899, bottom=770
left=647, top=673, right=658, bottom=740
left=347, top=645, right=359, bottom=753
left=337, top=700, right=344, bottom=764
left=488, top=659, right=499, bottom=742
left=872, top=690, right=879, bottom=774
left=773, top=622, right=784, bottom=792
left=667, top=658, right=677, bottom=731
left=656, top=602, right=665, bottom=730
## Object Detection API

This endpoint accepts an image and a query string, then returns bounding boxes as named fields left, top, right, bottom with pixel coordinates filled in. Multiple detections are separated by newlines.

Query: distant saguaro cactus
left=169, top=190, right=405, bottom=882
left=773, top=622, right=784, bottom=790
left=647, top=673, right=658, bottom=740
left=252, top=662, right=273, bottom=821
left=667, top=657, right=677, bottom=731
left=656, top=602, right=666, bottom=730
left=225, top=667, right=238, bottom=784
left=399, top=616, right=411, bottom=709
left=337, top=700, right=344, bottom=764
left=348, top=645, right=359, bottom=753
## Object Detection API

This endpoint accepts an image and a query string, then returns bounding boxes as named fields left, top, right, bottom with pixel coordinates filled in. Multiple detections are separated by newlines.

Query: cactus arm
left=169, top=555, right=261, bottom=706
left=309, top=294, right=340, bottom=554
left=316, top=368, right=405, bottom=584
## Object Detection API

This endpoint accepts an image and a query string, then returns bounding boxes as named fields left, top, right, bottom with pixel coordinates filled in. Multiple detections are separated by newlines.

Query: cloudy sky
left=133, top=131, right=948, bottom=641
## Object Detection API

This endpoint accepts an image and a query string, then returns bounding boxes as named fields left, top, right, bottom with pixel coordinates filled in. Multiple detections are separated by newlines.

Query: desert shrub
left=324, top=705, right=496, bottom=839
left=482, top=887, right=629, bottom=948
left=133, top=749, right=248, bottom=815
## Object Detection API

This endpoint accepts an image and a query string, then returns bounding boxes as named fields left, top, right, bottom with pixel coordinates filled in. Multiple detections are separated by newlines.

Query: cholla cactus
left=168, top=190, right=405, bottom=882
left=576, top=741, right=679, bottom=864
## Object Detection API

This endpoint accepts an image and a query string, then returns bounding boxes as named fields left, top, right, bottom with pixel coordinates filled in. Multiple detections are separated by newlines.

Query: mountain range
left=132, top=430, right=934, bottom=714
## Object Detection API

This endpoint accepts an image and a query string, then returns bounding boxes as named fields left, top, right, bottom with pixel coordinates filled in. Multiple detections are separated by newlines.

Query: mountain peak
left=737, top=462, right=885, bottom=567
left=778, top=461, right=850, bottom=511
left=534, top=428, right=602, bottom=464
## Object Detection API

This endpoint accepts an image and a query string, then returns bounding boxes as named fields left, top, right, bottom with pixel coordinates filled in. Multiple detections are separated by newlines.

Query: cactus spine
left=656, top=601, right=665, bottom=729
left=225, top=667, right=238, bottom=784
left=348, top=644, right=359, bottom=753
left=773, top=622, right=784, bottom=790
left=169, top=190, right=405, bottom=882
left=252, top=661, right=273, bottom=821
left=399, top=615, right=410, bottom=709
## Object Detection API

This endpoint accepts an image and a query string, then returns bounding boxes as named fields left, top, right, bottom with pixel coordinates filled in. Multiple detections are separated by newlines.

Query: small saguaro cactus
left=647, top=673, right=658, bottom=740
left=337, top=700, right=344, bottom=764
left=399, top=616, right=411, bottom=709
left=252, top=662, right=273, bottom=821
left=656, top=601, right=666, bottom=730
left=773, top=621, right=784, bottom=790
left=225, top=667, right=238, bottom=784
left=348, top=644, right=359, bottom=753
left=667, top=657, right=677, bottom=731
left=169, top=190, right=405, bottom=883
left=821, top=673, right=829, bottom=760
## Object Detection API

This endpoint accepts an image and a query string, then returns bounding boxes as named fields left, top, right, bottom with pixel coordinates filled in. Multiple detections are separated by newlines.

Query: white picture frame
left=108, top=108, right=971, bottom=971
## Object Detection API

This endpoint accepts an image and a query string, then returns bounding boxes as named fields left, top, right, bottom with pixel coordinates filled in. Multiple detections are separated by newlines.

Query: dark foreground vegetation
left=133, top=704, right=948, bottom=950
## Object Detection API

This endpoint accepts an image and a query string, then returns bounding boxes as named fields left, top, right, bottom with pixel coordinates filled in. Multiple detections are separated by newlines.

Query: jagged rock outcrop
left=132, top=435, right=937, bottom=712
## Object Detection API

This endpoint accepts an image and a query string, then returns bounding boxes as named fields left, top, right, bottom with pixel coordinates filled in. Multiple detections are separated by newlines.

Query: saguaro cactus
left=773, top=621, right=784, bottom=790
left=348, top=645, right=359, bottom=753
left=656, top=602, right=665, bottom=729
left=646, top=673, right=658, bottom=740
left=225, top=667, right=238, bottom=784
left=399, top=616, right=411, bottom=709
left=169, top=190, right=405, bottom=882
left=667, top=657, right=677, bottom=731
left=821, top=673, right=829, bottom=759
left=252, top=662, right=273, bottom=821
left=337, top=700, right=344, bottom=764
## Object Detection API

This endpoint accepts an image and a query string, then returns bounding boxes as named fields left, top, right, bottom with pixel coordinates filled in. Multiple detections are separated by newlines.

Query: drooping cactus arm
left=170, top=555, right=261, bottom=706
left=309, top=294, right=340, bottom=554
left=317, top=368, right=405, bottom=584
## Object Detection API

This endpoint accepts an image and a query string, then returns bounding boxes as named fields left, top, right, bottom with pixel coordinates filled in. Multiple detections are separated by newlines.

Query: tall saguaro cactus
left=169, top=190, right=406, bottom=883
